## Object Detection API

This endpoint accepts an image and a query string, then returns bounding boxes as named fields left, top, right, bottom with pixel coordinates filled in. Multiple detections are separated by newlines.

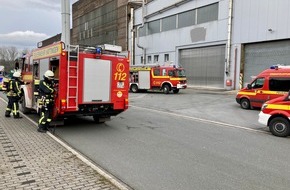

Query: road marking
left=130, top=105, right=269, bottom=134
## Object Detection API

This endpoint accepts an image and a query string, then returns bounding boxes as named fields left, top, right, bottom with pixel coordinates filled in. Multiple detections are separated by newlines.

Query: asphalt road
left=1, top=89, right=290, bottom=190
left=52, top=89, right=290, bottom=190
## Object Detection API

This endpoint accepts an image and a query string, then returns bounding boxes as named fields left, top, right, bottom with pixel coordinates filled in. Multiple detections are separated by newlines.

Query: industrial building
left=133, top=0, right=290, bottom=90
left=71, top=0, right=128, bottom=50
left=42, top=0, right=290, bottom=90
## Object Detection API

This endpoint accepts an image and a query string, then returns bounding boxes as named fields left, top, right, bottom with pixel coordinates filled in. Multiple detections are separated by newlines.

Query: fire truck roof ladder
left=67, top=45, right=79, bottom=110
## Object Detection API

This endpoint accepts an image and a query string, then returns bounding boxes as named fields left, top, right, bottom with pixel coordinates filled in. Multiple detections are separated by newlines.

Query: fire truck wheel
left=173, top=89, right=179, bottom=94
left=19, top=95, right=30, bottom=114
left=163, top=84, right=170, bottom=94
left=269, top=117, right=290, bottom=137
left=240, top=98, right=250, bottom=109
left=131, top=84, right=138, bottom=93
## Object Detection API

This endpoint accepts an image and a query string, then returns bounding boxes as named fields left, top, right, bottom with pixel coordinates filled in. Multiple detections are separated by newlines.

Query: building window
left=147, top=56, right=152, bottom=64
left=83, top=31, right=86, bottom=39
left=178, top=10, right=196, bottom=28
left=162, top=15, right=176, bottom=32
left=141, top=56, right=143, bottom=64
left=87, top=30, right=90, bottom=38
left=164, top=54, right=169, bottom=62
left=154, top=55, right=159, bottom=63
left=197, top=3, right=218, bottom=24
left=148, top=20, right=160, bottom=35
left=85, top=22, right=88, bottom=30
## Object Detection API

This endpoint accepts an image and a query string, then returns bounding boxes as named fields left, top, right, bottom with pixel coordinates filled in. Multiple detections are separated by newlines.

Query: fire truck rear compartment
left=83, top=58, right=111, bottom=103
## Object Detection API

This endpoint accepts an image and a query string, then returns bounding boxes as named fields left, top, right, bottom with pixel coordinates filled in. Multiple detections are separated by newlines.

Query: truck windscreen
left=175, top=69, right=186, bottom=77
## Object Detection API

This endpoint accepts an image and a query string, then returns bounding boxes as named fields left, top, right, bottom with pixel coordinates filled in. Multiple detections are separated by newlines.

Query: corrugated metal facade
left=232, top=0, right=290, bottom=89
left=243, top=40, right=290, bottom=86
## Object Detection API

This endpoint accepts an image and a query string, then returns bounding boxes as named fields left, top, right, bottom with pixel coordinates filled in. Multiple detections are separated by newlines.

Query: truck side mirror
left=247, top=83, right=252, bottom=89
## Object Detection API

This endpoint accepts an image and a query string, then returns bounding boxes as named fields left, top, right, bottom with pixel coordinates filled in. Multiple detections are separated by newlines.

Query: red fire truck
left=19, top=42, right=129, bottom=125
left=129, top=64, right=187, bottom=94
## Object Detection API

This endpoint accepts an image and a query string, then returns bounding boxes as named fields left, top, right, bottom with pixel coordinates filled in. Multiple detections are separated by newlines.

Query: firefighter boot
left=5, top=111, right=11, bottom=117
left=45, top=123, right=51, bottom=132
left=37, top=124, right=47, bottom=133
left=14, top=113, right=23, bottom=119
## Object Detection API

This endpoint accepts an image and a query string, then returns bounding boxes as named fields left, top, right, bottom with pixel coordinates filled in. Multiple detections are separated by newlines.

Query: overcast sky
left=0, top=0, right=78, bottom=50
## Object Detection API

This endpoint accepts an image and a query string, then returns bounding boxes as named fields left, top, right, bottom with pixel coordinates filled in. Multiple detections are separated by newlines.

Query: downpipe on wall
left=136, top=0, right=146, bottom=65
left=225, top=0, right=233, bottom=89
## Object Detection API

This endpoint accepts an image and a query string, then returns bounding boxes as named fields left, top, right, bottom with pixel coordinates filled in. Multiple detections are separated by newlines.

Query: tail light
left=61, top=99, right=66, bottom=112
left=124, top=98, right=129, bottom=109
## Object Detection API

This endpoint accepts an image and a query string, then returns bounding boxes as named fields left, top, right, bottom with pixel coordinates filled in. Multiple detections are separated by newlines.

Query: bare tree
left=0, top=46, right=21, bottom=72
left=0, top=47, right=7, bottom=61
left=6, top=46, right=19, bottom=61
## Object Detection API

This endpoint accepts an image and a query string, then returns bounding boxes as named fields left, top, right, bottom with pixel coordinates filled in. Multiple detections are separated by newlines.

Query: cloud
left=2, top=0, right=61, bottom=12
left=0, top=0, right=79, bottom=50
left=0, top=31, right=49, bottom=48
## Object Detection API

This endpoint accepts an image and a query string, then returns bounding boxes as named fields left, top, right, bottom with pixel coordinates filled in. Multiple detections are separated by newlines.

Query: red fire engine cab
left=20, top=42, right=129, bottom=124
left=129, top=64, right=187, bottom=94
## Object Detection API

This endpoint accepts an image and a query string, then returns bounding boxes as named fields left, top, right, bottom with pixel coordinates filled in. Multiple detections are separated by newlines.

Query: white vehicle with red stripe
left=258, top=91, right=290, bottom=137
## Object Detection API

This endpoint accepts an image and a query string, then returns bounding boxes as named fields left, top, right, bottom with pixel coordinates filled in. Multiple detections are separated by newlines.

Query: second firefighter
left=38, top=70, right=55, bottom=133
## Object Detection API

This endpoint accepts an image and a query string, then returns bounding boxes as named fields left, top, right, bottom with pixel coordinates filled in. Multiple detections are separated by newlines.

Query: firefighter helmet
left=44, top=70, right=54, bottom=80
left=13, top=71, right=21, bottom=78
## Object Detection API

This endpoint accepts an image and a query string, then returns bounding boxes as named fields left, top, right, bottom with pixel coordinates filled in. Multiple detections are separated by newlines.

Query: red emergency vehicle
left=19, top=42, right=129, bottom=124
left=258, top=91, right=290, bottom=137
left=129, top=64, right=187, bottom=94
left=236, top=65, right=290, bottom=109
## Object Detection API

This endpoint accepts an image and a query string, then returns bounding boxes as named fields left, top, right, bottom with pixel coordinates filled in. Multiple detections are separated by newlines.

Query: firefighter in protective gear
left=37, top=70, right=55, bottom=133
left=5, top=71, right=23, bottom=118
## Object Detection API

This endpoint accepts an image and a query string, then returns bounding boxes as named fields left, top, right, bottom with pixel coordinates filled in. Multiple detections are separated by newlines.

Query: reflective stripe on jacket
left=7, top=79, right=21, bottom=97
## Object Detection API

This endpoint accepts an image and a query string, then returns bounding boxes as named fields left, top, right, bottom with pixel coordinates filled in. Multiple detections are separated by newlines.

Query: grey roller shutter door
left=180, top=45, right=225, bottom=88
left=244, top=40, right=290, bottom=86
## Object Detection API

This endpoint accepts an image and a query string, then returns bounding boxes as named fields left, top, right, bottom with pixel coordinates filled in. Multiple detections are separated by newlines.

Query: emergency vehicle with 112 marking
left=19, top=42, right=129, bottom=125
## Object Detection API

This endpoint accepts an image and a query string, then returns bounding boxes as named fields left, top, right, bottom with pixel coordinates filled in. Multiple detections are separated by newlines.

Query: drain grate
left=21, top=180, right=36, bottom=185
left=14, top=165, right=26, bottom=169
left=17, top=171, right=31, bottom=176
